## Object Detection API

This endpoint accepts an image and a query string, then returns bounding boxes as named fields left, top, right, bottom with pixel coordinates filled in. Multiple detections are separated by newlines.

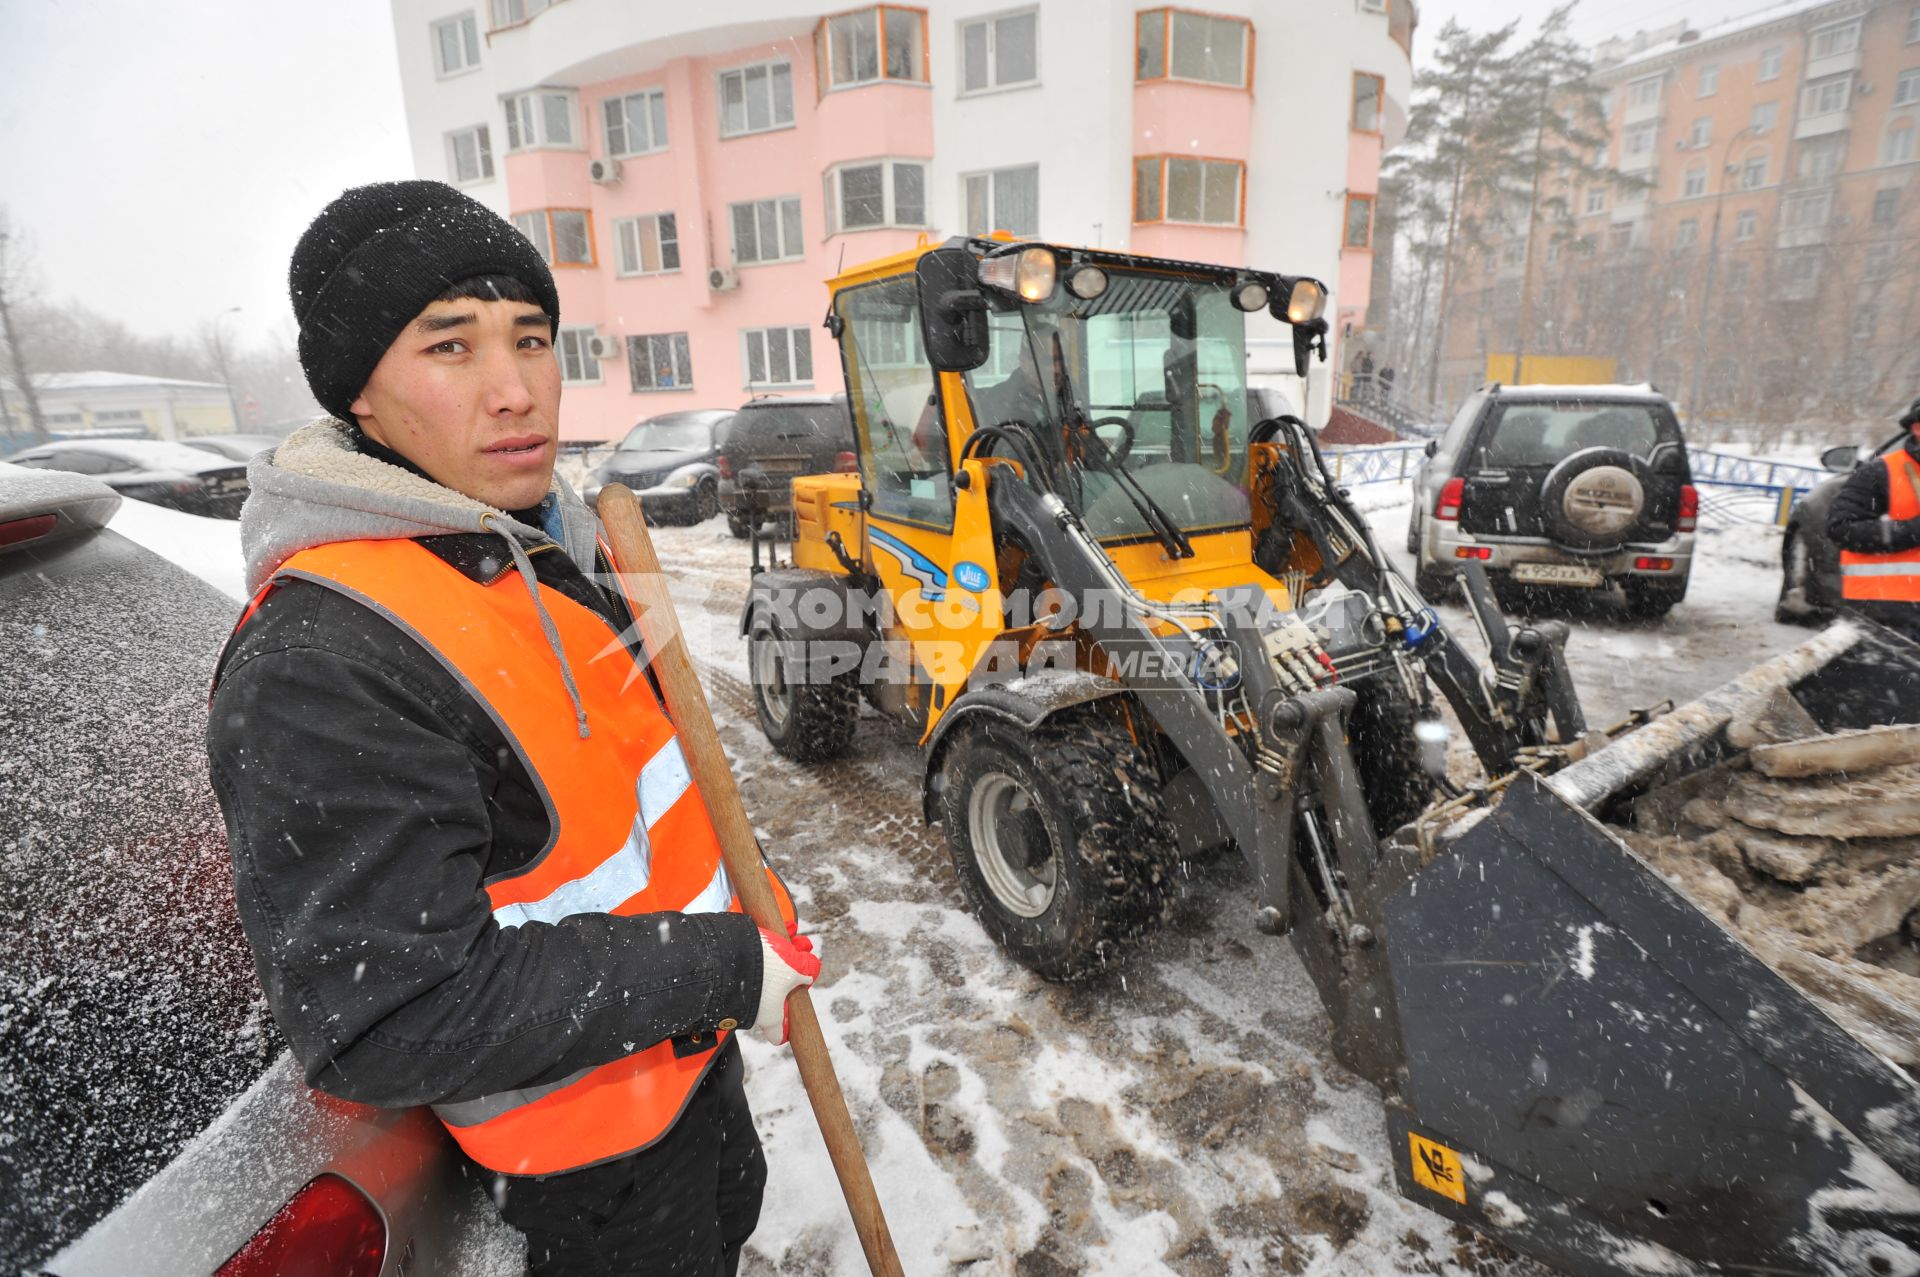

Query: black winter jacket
left=207, top=425, right=763, bottom=1111
left=1828, top=437, right=1920, bottom=556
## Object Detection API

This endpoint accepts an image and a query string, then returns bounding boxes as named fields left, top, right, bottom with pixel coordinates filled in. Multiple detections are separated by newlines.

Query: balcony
left=1795, top=111, right=1851, bottom=141
left=1618, top=146, right=1660, bottom=174
left=1623, top=96, right=1663, bottom=126
left=1775, top=222, right=1829, bottom=249
left=1805, top=47, right=1862, bottom=81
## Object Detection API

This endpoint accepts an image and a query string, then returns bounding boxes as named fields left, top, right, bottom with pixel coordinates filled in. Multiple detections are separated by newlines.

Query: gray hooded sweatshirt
left=207, top=419, right=763, bottom=1113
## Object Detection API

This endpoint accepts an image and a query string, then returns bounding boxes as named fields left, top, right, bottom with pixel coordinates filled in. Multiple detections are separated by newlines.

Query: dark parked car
left=581, top=409, right=732, bottom=523
left=717, top=395, right=855, bottom=539
left=3, top=438, right=250, bottom=518
left=1775, top=432, right=1904, bottom=624
left=1408, top=384, right=1697, bottom=617
left=0, top=464, right=507, bottom=1275
left=181, top=433, right=285, bottom=464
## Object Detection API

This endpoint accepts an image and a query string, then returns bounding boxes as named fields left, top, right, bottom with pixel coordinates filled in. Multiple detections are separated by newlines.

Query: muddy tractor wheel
left=749, top=616, right=858, bottom=762
left=939, top=705, right=1174, bottom=981
left=1349, top=682, right=1439, bottom=836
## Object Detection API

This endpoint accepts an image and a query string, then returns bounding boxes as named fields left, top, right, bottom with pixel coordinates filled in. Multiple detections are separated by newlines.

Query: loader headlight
left=1284, top=279, right=1327, bottom=324
left=979, top=246, right=1058, bottom=303
left=1064, top=263, right=1109, bottom=300
left=1231, top=279, right=1270, bottom=312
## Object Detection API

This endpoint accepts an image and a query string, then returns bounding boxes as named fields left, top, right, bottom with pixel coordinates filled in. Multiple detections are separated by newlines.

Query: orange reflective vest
left=1840, top=450, right=1920, bottom=605
left=272, top=537, right=791, bottom=1177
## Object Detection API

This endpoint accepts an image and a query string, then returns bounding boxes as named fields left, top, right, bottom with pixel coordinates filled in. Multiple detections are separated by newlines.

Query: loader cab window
left=835, top=273, right=953, bottom=529
left=964, top=269, right=1252, bottom=541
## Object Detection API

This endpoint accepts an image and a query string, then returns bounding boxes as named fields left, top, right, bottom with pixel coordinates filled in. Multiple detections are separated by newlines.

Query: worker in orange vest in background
left=207, top=181, right=820, bottom=1276
left=1830, top=397, right=1920, bottom=640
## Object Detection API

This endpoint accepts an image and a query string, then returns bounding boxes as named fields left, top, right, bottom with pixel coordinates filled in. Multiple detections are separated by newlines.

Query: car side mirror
left=1820, top=444, right=1861, bottom=473
left=1423, top=439, right=1438, bottom=458
left=915, top=248, right=990, bottom=373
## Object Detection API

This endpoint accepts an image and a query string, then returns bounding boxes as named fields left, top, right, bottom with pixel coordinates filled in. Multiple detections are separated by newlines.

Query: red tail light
left=716, top=455, right=733, bottom=480
left=1676, top=484, right=1698, bottom=532
left=1635, top=556, right=1675, bottom=571
left=0, top=514, right=57, bottom=549
left=214, top=1174, right=386, bottom=1277
left=1454, top=545, right=1492, bottom=560
left=1435, top=476, right=1465, bottom=521
left=833, top=450, right=859, bottom=474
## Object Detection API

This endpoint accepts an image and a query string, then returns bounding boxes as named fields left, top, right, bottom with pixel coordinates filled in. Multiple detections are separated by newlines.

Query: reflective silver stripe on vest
left=434, top=1064, right=594, bottom=1128
left=1840, top=561, right=1920, bottom=577
left=494, top=738, right=694, bottom=930
left=681, top=861, right=734, bottom=916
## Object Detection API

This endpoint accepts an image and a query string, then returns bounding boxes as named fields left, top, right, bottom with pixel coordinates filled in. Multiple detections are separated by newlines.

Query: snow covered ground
left=109, top=485, right=1810, bottom=1274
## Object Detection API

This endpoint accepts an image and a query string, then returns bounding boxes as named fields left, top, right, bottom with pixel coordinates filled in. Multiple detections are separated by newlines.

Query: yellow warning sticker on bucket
left=1409, top=1132, right=1467, bottom=1205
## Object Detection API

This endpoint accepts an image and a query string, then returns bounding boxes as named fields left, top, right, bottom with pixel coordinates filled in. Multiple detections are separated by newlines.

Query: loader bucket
left=1379, top=620, right=1920, bottom=1276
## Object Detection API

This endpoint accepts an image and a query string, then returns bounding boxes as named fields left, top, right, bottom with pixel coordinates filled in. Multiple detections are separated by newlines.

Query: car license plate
left=1513, top=563, right=1603, bottom=587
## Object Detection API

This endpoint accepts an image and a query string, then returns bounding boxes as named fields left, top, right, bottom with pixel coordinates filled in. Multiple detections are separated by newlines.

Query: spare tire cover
left=1540, top=446, right=1650, bottom=550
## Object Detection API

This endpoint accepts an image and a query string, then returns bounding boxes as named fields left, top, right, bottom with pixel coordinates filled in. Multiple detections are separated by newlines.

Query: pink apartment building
left=393, top=1, right=1416, bottom=441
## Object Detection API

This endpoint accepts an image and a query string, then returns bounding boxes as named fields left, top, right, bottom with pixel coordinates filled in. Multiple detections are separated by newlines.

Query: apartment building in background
left=1438, top=0, right=1920, bottom=427
left=391, top=0, right=1416, bottom=440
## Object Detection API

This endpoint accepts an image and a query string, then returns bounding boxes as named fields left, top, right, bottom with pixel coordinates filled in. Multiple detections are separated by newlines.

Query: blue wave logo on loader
left=869, top=528, right=947, bottom=601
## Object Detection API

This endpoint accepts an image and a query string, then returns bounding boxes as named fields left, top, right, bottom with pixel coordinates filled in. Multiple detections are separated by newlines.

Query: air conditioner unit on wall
left=1359, top=0, right=1386, bottom=12
left=589, top=157, right=622, bottom=184
left=708, top=266, right=740, bottom=292
left=587, top=333, right=622, bottom=360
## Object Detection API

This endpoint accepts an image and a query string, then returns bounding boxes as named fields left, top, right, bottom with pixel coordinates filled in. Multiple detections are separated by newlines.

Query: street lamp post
left=210, top=306, right=243, bottom=434
left=1685, top=124, right=1764, bottom=427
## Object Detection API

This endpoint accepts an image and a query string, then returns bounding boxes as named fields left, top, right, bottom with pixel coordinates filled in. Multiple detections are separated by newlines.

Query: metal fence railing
left=1317, top=443, right=1831, bottom=529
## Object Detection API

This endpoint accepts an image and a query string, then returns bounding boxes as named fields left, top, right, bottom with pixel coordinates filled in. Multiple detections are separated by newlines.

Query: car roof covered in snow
left=1488, top=383, right=1671, bottom=402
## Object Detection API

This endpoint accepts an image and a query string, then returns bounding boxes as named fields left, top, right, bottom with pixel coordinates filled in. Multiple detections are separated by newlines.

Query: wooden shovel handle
left=596, top=486, right=904, bottom=1277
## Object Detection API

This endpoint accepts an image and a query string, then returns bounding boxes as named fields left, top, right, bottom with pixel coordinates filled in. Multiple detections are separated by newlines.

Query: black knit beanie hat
left=289, top=180, right=561, bottom=424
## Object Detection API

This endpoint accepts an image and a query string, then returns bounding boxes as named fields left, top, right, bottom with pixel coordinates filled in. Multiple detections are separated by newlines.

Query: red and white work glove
left=750, top=923, right=821, bottom=1046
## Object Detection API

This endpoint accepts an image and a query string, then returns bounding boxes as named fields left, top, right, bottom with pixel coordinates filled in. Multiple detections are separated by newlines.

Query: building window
left=1689, top=116, right=1711, bottom=148
left=963, top=165, right=1039, bottom=236
left=1776, top=248, right=1821, bottom=300
left=1682, top=165, right=1706, bottom=198
left=1585, top=186, right=1606, bottom=214
left=512, top=209, right=593, bottom=266
left=1675, top=217, right=1698, bottom=248
left=1734, top=209, right=1757, bottom=241
left=556, top=327, right=600, bottom=385
left=432, top=12, right=481, bottom=76
left=445, top=124, right=494, bottom=184
left=825, top=159, right=927, bottom=232
left=613, top=213, right=680, bottom=276
left=1698, top=63, right=1719, bottom=97
left=490, top=0, right=548, bottom=25
left=1352, top=72, right=1383, bottom=132
left=1759, top=45, right=1782, bottom=81
left=1809, top=20, right=1861, bottom=60
left=1874, top=188, right=1900, bottom=223
left=960, top=9, right=1038, bottom=94
left=730, top=197, right=804, bottom=264
left=1800, top=76, right=1851, bottom=119
left=1344, top=195, right=1374, bottom=249
left=741, top=327, right=814, bottom=387
left=603, top=89, right=667, bottom=157
left=628, top=333, right=693, bottom=392
left=1867, top=241, right=1895, bottom=275
left=1627, top=75, right=1661, bottom=108
left=1897, top=70, right=1920, bottom=107
left=1626, top=122, right=1657, bottom=156
left=504, top=90, right=576, bottom=150
left=1852, top=305, right=1877, bottom=341
left=1886, top=121, right=1918, bottom=165
left=1798, top=135, right=1844, bottom=180
left=1133, top=155, right=1243, bottom=225
left=1783, top=190, right=1832, bottom=229
left=719, top=61, right=795, bottom=137
left=1608, top=222, right=1632, bottom=252
left=1752, top=101, right=1778, bottom=133
left=819, top=7, right=926, bottom=89
left=1136, top=9, right=1251, bottom=89
left=1740, top=150, right=1768, bottom=189
left=1910, top=7, right=1920, bottom=43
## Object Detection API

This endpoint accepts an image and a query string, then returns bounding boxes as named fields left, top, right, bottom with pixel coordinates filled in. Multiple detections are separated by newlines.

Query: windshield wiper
left=1051, top=332, right=1193, bottom=560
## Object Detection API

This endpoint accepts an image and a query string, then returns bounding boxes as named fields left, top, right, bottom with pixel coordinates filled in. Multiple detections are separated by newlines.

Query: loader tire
left=1349, top=682, right=1438, bottom=836
left=939, top=704, right=1174, bottom=981
left=750, top=616, right=858, bottom=762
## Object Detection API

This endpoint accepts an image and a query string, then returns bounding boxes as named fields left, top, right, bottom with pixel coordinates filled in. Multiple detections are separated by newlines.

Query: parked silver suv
left=1408, top=384, right=1698, bottom=617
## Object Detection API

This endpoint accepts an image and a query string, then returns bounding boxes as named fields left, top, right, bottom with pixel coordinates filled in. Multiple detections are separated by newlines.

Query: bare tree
left=0, top=210, right=48, bottom=447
